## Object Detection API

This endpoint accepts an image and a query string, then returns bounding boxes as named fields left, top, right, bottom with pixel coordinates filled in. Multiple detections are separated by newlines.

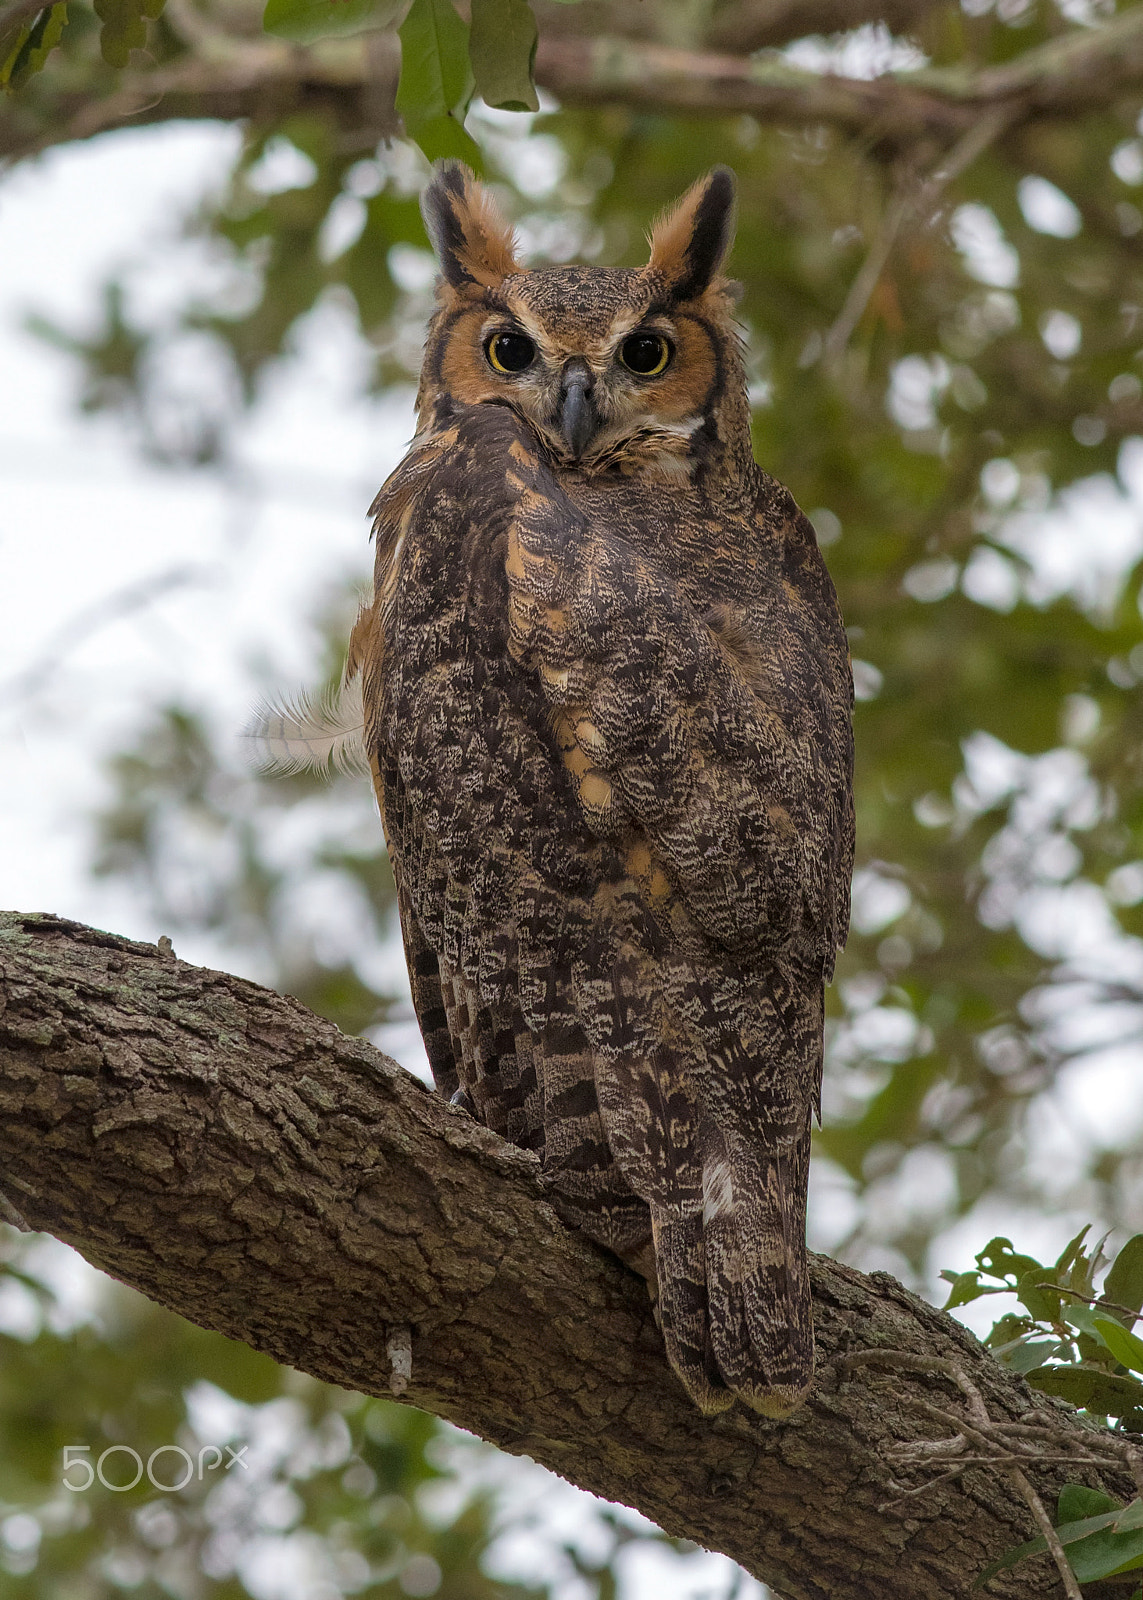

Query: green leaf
left=1059, top=1486, right=1120, bottom=1523
left=941, top=1270, right=1001, bottom=1310
left=406, top=110, right=482, bottom=165
left=976, top=1492, right=1143, bottom=1589
left=1093, top=1315, right=1143, bottom=1374
left=398, top=0, right=472, bottom=120
left=1069, top=1525, right=1143, bottom=1583
left=984, top=1312, right=1035, bottom=1348
left=1063, top=1300, right=1104, bottom=1336
left=975, top=1236, right=1043, bottom=1284
left=1016, top=1267, right=1063, bottom=1322
left=468, top=0, right=537, bottom=112
left=1063, top=1303, right=1143, bottom=1372
left=92, top=0, right=163, bottom=66
left=263, top=0, right=403, bottom=44
left=397, top=0, right=479, bottom=162
left=994, top=1337, right=1063, bottom=1375
left=1106, top=1235, right=1143, bottom=1316
left=977, top=1501, right=1125, bottom=1587
left=1055, top=1225, right=1093, bottom=1277
left=1, top=0, right=66, bottom=90
left=1025, top=1363, right=1143, bottom=1416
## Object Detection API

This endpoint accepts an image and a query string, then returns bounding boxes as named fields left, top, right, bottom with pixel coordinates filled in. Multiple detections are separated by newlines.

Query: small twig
left=878, top=1464, right=972, bottom=1511
left=0, top=1188, right=30, bottom=1233
left=819, top=186, right=913, bottom=371
left=1009, top=1466, right=1084, bottom=1600
left=1051, top=1283, right=1143, bottom=1324
left=992, top=1420, right=1132, bottom=1457
left=841, top=1348, right=990, bottom=1424
left=845, top=1346, right=1106, bottom=1596
left=886, top=1430, right=968, bottom=1462
left=910, top=1400, right=1020, bottom=1455
left=905, top=1402, right=1120, bottom=1467
left=820, top=104, right=1014, bottom=369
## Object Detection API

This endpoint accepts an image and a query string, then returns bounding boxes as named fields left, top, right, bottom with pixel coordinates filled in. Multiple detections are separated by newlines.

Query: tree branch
left=0, top=910, right=1133, bottom=1600
left=530, top=0, right=953, bottom=56
left=537, top=9, right=1143, bottom=140
left=6, top=7, right=1143, bottom=167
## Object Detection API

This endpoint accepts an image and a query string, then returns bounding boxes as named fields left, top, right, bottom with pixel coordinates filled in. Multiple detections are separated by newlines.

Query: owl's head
left=416, top=163, right=749, bottom=480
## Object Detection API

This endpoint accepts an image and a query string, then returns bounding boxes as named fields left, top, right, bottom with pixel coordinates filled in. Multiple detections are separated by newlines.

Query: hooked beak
left=557, top=359, right=597, bottom=459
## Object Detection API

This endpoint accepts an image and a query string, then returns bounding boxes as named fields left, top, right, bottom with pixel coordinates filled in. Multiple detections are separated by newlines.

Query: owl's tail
left=650, top=1127, right=814, bottom=1418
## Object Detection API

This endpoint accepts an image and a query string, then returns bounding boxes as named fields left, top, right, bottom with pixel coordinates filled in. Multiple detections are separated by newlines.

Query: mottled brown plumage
left=351, top=163, right=854, bottom=1416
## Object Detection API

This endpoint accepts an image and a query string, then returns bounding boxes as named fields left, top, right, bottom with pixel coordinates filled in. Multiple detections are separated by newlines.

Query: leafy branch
left=0, top=0, right=546, bottom=164
left=11, top=2, right=1143, bottom=169
left=935, top=1229, right=1143, bottom=1591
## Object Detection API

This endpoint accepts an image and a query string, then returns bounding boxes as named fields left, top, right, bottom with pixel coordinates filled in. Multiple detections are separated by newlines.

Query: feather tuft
left=245, top=676, right=368, bottom=778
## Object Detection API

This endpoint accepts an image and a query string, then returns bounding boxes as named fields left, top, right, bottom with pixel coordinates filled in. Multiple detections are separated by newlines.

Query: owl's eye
left=486, top=332, right=536, bottom=374
left=618, top=333, right=672, bottom=377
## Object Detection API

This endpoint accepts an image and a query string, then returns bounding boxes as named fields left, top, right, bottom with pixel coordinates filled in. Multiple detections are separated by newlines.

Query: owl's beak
left=557, top=360, right=597, bottom=459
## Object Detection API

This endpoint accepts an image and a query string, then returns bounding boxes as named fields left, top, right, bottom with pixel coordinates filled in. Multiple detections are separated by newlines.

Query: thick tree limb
left=537, top=9, right=1143, bottom=139
left=0, top=910, right=1134, bottom=1600
left=6, top=7, right=1143, bottom=167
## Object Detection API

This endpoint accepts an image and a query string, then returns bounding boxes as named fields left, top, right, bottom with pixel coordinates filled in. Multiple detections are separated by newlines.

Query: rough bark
left=0, top=909, right=1135, bottom=1600
left=6, top=4, right=1143, bottom=167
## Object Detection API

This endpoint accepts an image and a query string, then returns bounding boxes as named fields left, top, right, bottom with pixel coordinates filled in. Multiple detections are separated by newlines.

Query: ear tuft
left=647, top=167, right=737, bottom=302
left=420, top=160, right=521, bottom=290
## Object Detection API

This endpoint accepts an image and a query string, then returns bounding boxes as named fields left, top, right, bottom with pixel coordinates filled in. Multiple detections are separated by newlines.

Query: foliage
left=945, top=1228, right=1143, bottom=1420
left=983, top=1486, right=1143, bottom=1591
left=0, top=2, right=65, bottom=91
left=395, top=0, right=480, bottom=166
left=1, top=0, right=548, bottom=168
left=944, top=1229, right=1143, bottom=1589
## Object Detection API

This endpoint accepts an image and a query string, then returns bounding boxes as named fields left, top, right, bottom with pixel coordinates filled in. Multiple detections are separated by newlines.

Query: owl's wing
left=361, top=410, right=657, bottom=1266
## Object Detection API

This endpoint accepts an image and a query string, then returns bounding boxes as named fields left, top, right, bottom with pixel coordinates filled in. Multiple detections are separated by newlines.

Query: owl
left=306, top=163, right=853, bottom=1416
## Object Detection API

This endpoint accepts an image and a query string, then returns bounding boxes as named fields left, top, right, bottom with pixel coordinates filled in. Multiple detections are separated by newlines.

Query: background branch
left=0, top=909, right=1134, bottom=1600
left=7, top=5, right=1143, bottom=167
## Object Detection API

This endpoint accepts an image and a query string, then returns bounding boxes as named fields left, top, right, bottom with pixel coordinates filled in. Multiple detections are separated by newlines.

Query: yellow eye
left=486, top=332, right=536, bottom=374
left=619, top=333, right=671, bottom=377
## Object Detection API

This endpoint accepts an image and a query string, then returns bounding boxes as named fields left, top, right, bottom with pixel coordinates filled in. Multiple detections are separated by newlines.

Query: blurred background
left=4, top=0, right=1143, bottom=1593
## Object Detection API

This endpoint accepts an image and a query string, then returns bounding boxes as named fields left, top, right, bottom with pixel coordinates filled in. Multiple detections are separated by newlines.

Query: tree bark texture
left=0, top=910, right=1134, bottom=1600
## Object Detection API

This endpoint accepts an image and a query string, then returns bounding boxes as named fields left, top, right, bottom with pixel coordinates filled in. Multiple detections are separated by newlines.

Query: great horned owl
left=334, top=164, right=851, bottom=1416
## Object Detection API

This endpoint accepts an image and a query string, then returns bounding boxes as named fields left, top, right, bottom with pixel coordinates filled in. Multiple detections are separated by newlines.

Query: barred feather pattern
left=247, top=678, right=369, bottom=778
left=358, top=398, right=853, bottom=1419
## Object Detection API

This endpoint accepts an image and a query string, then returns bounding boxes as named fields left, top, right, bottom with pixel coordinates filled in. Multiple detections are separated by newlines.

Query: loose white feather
left=246, top=675, right=369, bottom=778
